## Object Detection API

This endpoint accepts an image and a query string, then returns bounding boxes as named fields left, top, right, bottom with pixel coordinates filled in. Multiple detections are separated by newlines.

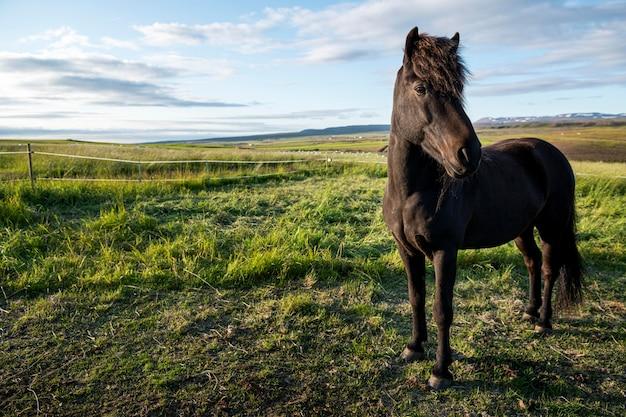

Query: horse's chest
left=402, top=199, right=435, bottom=238
left=384, top=189, right=463, bottom=257
left=400, top=196, right=453, bottom=256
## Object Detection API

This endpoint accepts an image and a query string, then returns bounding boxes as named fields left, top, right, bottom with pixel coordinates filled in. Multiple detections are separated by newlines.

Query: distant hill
left=474, top=112, right=626, bottom=127
left=177, top=124, right=391, bottom=144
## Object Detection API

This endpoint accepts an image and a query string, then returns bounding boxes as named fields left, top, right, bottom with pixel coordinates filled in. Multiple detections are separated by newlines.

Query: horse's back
left=483, top=137, right=575, bottom=196
left=485, top=137, right=570, bottom=165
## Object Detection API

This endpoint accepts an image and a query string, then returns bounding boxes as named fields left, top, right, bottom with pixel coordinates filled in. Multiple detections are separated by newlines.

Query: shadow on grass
left=456, top=350, right=625, bottom=410
left=3, top=274, right=625, bottom=416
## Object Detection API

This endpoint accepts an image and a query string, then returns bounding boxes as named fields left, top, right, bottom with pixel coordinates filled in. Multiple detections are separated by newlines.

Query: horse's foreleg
left=514, top=228, right=542, bottom=321
left=397, top=246, right=426, bottom=362
left=428, top=246, right=457, bottom=390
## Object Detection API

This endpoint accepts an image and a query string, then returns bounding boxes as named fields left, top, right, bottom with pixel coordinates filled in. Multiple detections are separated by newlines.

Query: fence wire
left=1, top=144, right=624, bottom=183
left=33, top=151, right=330, bottom=165
left=35, top=170, right=308, bottom=182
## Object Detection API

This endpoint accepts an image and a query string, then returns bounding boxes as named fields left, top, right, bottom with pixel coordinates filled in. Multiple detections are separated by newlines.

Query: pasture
left=1, top=125, right=625, bottom=416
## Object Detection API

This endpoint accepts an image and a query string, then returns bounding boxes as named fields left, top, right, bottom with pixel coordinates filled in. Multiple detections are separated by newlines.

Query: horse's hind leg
left=534, top=222, right=564, bottom=334
left=514, top=227, right=542, bottom=321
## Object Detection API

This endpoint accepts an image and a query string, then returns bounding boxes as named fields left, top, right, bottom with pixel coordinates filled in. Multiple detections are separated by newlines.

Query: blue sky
left=1, top=0, right=625, bottom=142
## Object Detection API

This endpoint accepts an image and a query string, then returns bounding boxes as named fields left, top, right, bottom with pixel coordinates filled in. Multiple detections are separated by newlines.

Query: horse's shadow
left=453, top=352, right=623, bottom=405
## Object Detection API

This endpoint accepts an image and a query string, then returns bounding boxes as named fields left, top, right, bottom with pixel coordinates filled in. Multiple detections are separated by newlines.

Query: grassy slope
left=0, top=152, right=625, bottom=416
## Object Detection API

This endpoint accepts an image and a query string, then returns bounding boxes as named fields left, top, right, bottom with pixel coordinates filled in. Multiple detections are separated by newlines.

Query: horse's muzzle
left=450, top=145, right=481, bottom=178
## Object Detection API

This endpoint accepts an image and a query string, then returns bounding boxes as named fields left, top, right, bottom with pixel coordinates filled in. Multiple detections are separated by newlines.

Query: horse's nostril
left=459, top=147, right=470, bottom=165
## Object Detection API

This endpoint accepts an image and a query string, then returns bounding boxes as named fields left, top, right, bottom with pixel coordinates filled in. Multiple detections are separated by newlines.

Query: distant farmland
left=243, top=123, right=626, bottom=162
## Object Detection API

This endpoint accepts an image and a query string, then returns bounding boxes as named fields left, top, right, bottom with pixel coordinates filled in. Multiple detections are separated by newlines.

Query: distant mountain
left=474, top=112, right=626, bottom=127
left=179, top=124, right=391, bottom=144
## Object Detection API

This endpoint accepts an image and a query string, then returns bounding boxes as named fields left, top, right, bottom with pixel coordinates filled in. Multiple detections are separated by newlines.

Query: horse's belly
left=461, top=205, right=540, bottom=249
left=461, top=230, right=519, bottom=249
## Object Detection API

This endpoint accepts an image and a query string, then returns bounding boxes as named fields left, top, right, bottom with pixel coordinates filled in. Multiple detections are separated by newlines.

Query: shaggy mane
left=409, top=33, right=468, bottom=100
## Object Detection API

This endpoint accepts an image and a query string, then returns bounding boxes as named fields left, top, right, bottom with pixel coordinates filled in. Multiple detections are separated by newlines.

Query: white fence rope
left=0, top=166, right=333, bottom=183
left=33, top=151, right=329, bottom=165
left=12, top=171, right=625, bottom=181
left=337, top=160, right=386, bottom=165
left=35, top=172, right=299, bottom=182
left=576, top=172, right=626, bottom=179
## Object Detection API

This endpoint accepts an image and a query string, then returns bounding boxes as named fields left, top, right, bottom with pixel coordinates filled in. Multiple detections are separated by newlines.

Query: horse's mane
left=409, top=33, right=468, bottom=101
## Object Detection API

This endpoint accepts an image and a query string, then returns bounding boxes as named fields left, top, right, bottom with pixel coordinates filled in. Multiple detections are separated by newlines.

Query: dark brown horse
left=383, top=27, right=582, bottom=390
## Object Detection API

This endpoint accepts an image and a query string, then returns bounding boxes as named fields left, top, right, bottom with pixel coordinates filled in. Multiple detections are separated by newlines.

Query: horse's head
left=392, top=27, right=481, bottom=179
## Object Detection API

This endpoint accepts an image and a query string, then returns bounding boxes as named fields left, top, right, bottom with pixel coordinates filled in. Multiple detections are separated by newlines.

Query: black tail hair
left=557, top=207, right=583, bottom=309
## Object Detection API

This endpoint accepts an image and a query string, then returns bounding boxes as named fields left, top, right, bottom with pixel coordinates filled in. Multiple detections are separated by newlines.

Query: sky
left=1, top=0, right=625, bottom=142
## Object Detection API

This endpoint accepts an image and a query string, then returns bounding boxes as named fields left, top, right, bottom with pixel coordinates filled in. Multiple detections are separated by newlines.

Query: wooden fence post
left=26, top=143, right=34, bottom=187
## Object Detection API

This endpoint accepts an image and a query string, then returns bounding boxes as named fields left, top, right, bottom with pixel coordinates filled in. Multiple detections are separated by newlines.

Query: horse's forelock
left=409, top=33, right=468, bottom=101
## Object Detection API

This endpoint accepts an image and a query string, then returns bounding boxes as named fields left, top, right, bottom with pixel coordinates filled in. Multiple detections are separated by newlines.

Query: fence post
left=26, top=143, right=34, bottom=187
left=137, top=162, right=142, bottom=181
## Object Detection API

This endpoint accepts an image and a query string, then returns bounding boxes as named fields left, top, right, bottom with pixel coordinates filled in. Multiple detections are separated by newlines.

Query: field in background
left=238, top=124, right=626, bottom=163
left=1, top=127, right=625, bottom=416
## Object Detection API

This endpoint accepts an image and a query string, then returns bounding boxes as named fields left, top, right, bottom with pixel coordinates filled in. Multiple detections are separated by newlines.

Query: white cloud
left=2, top=22, right=242, bottom=112
left=20, top=26, right=91, bottom=49
left=0, top=49, right=243, bottom=109
left=285, top=0, right=626, bottom=65
left=141, top=54, right=235, bottom=79
left=101, top=36, right=139, bottom=50
left=299, top=42, right=374, bottom=63
left=134, top=22, right=214, bottom=46
left=22, top=26, right=140, bottom=53
left=124, top=1, right=626, bottom=99
left=133, top=8, right=293, bottom=52
left=211, top=108, right=369, bottom=120
left=0, top=51, right=176, bottom=81
left=469, top=74, right=626, bottom=97
left=129, top=1, right=626, bottom=73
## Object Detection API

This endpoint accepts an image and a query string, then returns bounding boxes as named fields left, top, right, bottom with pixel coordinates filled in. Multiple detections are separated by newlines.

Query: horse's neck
left=387, top=133, right=443, bottom=198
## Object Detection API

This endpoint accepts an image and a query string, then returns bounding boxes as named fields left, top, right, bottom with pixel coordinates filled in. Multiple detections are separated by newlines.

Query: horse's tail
left=557, top=205, right=583, bottom=309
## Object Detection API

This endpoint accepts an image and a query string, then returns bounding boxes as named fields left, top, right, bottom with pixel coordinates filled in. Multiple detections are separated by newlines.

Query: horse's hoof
left=428, top=374, right=452, bottom=390
left=522, top=312, right=538, bottom=322
left=534, top=324, right=553, bottom=335
left=400, top=346, right=425, bottom=362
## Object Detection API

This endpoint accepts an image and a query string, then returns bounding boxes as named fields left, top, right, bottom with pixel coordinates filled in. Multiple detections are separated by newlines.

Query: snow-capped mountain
left=474, top=113, right=626, bottom=126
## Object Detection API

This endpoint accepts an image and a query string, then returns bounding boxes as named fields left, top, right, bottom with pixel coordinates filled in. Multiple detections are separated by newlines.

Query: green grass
left=0, top=142, right=625, bottom=416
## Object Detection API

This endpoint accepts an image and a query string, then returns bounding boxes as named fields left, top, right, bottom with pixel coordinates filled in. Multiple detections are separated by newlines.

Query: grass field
left=1, top=127, right=625, bottom=416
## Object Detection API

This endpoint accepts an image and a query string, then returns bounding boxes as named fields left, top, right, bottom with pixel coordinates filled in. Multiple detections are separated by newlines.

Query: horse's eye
left=414, top=84, right=427, bottom=96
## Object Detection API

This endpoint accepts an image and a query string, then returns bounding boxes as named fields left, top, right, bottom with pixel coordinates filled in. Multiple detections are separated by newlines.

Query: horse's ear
left=404, top=26, right=419, bottom=64
left=450, top=32, right=460, bottom=52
